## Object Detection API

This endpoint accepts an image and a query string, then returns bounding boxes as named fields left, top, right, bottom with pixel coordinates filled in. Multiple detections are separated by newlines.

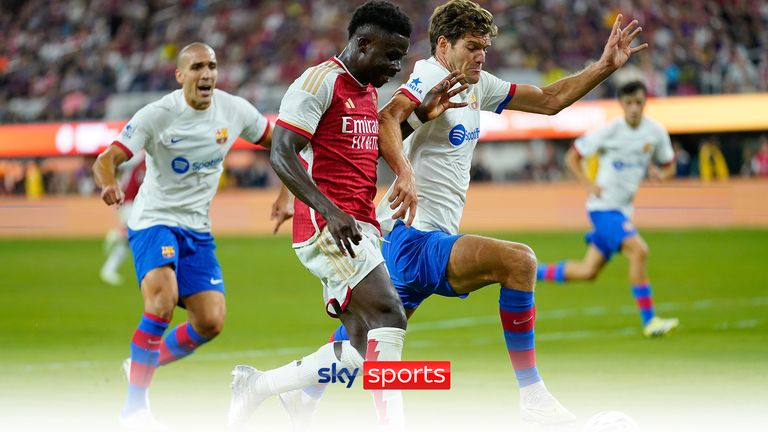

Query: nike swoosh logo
left=210, top=278, right=223, bottom=285
left=170, top=137, right=185, bottom=144
left=513, top=316, right=533, bottom=325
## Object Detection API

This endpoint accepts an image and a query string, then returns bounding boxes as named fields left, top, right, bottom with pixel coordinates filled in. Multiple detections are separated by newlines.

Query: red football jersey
left=276, top=57, right=381, bottom=244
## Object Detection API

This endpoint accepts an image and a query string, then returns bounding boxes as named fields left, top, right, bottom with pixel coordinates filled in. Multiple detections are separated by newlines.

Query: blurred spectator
left=24, top=160, right=44, bottom=200
left=723, top=46, right=760, bottom=93
left=740, top=146, right=755, bottom=176
left=673, top=141, right=691, bottom=178
left=0, top=0, right=767, bottom=123
left=698, top=139, right=730, bottom=182
left=751, top=136, right=768, bottom=177
left=522, top=140, right=563, bottom=182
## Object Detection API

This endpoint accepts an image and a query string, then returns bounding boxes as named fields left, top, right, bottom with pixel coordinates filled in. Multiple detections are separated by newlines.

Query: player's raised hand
left=271, top=186, right=294, bottom=234
left=388, top=166, right=417, bottom=227
left=324, top=207, right=362, bottom=258
left=601, top=14, right=648, bottom=69
left=414, top=70, right=469, bottom=122
left=101, top=184, right=125, bottom=206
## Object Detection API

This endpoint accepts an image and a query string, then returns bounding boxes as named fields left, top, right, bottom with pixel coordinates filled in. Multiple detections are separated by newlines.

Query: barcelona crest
left=161, top=246, right=175, bottom=258
left=642, top=143, right=653, bottom=154
left=216, top=128, right=228, bottom=144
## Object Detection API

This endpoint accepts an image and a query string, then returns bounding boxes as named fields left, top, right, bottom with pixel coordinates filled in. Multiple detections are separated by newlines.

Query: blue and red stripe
left=124, top=312, right=169, bottom=416
left=499, top=287, right=541, bottom=387
left=158, top=322, right=209, bottom=366
left=632, top=282, right=655, bottom=325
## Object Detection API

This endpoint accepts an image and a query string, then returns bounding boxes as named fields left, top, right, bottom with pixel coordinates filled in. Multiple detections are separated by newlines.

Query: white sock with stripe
left=366, top=327, right=406, bottom=431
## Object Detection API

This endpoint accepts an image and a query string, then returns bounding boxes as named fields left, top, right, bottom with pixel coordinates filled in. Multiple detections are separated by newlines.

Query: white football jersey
left=376, top=57, right=515, bottom=234
left=115, top=89, right=269, bottom=232
left=574, top=117, right=673, bottom=216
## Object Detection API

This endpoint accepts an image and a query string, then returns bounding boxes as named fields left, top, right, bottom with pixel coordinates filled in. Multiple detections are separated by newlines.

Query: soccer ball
left=582, top=411, right=641, bottom=432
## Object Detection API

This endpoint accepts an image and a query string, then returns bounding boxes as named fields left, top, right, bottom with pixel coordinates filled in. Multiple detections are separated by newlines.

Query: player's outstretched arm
left=269, top=125, right=362, bottom=256
left=270, top=183, right=294, bottom=234
left=505, top=14, right=648, bottom=115
left=93, top=144, right=129, bottom=206
left=565, top=147, right=601, bottom=197
left=379, top=71, right=468, bottom=226
left=378, top=94, right=418, bottom=226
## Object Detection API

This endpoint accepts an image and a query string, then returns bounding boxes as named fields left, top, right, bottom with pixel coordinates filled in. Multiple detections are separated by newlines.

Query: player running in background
left=227, top=2, right=466, bottom=431
left=100, top=154, right=145, bottom=286
left=272, top=0, right=649, bottom=428
left=93, top=42, right=272, bottom=431
left=537, top=80, right=679, bottom=337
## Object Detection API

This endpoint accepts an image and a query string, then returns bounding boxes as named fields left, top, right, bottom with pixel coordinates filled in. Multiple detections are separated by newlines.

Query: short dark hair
left=618, top=80, right=647, bottom=98
left=429, top=0, right=498, bottom=55
left=348, top=1, right=412, bottom=40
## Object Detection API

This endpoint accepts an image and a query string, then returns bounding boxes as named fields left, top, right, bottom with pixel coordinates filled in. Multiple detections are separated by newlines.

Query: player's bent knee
left=584, top=268, right=600, bottom=281
left=196, top=319, right=224, bottom=339
left=501, top=243, right=537, bottom=289
left=367, top=299, right=407, bottom=330
left=190, top=307, right=225, bottom=339
left=143, top=295, right=176, bottom=320
left=626, top=245, right=649, bottom=262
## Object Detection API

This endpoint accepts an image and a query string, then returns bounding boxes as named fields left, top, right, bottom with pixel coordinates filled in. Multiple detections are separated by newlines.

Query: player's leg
left=158, top=229, right=226, bottom=365
left=121, top=226, right=182, bottom=430
left=122, top=265, right=176, bottom=428
left=447, top=235, right=575, bottom=424
left=158, top=291, right=224, bottom=366
left=341, top=263, right=408, bottom=431
left=537, top=244, right=607, bottom=282
left=244, top=265, right=407, bottom=430
left=277, top=315, right=365, bottom=432
left=230, top=223, right=406, bottom=430
left=622, top=234, right=678, bottom=336
left=229, top=325, right=366, bottom=430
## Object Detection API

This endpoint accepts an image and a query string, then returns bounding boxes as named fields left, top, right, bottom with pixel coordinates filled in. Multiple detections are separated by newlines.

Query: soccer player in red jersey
left=227, top=2, right=465, bottom=431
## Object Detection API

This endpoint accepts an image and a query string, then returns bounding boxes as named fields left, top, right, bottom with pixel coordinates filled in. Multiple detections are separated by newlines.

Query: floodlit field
left=1, top=229, right=766, bottom=432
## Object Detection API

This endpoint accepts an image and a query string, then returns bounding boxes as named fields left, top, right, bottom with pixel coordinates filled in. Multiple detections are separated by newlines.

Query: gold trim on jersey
left=277, top=118, right=314, bottom=137
left=301, top=61, right=340, bottom=95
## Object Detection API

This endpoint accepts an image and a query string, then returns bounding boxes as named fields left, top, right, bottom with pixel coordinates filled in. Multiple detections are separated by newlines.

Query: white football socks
left=255, top=340, right=363, bottom=396
left=366, top=327, right=406, bottom=432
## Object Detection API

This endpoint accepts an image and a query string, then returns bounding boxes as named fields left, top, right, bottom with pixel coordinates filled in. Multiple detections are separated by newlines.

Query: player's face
left=176, top=47, right=218, bottom=110
left=619, top=89, right=647, bottom=128
left=359, top=32, right=409, bottom=88
left=443, top=34, right=491, bottom=84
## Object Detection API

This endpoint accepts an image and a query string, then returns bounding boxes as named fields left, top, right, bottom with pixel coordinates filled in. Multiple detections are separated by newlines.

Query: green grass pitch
left=1, top=229, right=766, bottom=431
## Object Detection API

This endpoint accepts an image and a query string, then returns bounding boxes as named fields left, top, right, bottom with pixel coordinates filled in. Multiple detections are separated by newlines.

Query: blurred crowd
left=1, top=0, right=767, bottom=123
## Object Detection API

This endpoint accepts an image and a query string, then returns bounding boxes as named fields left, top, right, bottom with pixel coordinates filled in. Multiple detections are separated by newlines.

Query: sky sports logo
left=317, top=361, right=450, bottom=390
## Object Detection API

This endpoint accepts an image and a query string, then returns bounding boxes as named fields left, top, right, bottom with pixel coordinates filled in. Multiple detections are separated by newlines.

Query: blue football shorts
left=382, top=221, right=466, bottom=310
left=128, top=225, right=225, bottom=300
left=584, top=210, right=638, bottom=261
